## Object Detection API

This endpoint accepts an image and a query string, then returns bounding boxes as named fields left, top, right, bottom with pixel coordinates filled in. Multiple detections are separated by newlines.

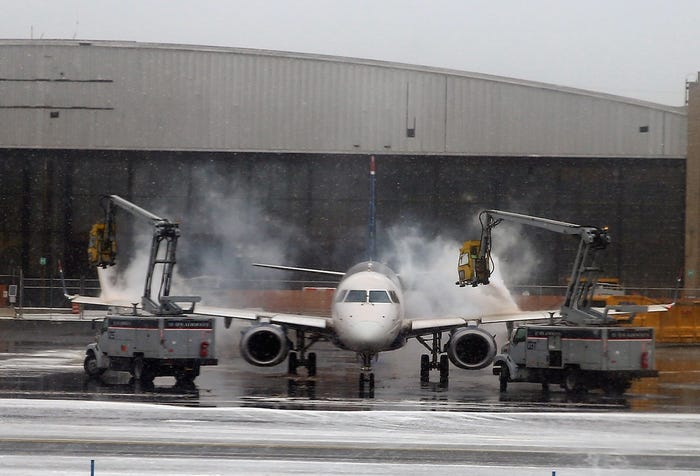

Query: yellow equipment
left=87, top=221, right=116, bottom=268
left=456, top=240, right=486, bottom=287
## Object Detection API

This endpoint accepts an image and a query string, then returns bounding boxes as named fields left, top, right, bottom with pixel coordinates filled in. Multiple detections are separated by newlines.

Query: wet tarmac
left=0, top=331, right=698, bottom=412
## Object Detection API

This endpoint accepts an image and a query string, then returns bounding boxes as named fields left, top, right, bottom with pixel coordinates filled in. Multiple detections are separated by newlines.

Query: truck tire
left=131, top=356, right=155, bottom=384
left=175, top=362, right=200, bottom=386
left=83, top=351, right=105, bottom=378
left=499, top=365, right=509, bottom=392
left=563, top=367, right=584, bottom=393
left=603, top=379, right=631, bottom=395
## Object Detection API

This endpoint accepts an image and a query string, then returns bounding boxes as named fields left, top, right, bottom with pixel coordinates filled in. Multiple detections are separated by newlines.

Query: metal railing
left=0, top=272, right=101, bottom=316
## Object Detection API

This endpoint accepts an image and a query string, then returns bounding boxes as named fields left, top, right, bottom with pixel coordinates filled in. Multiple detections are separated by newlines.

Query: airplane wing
left=65, top=289, right=331, bottom=331
left=193, top=305, right=331, bottom=332
left=475, top=304, right=673, bottom=324
left=66, top=294, right=141, bottom=309
left=645, top=304, right=675, bottom=312
left=406, top=310, right=557, bottom=337
left=405, top=303, right=673, bottom=338
left=66, top=294, right=332, bottom=333
left=596, top=304, right=674, bottom=314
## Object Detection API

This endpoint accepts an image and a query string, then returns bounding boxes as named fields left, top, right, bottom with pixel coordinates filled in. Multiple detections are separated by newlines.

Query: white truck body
left=84, top=314, right=217, bottom=384
left=494, top=325, right=657, bottom=393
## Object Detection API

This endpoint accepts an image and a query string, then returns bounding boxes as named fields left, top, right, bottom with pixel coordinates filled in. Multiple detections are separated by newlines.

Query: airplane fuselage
left=330, top=262, right=405, bottom=354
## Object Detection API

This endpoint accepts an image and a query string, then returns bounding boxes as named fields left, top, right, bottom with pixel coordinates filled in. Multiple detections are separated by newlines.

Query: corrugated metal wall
left=0, top=40, right=686, bottom=157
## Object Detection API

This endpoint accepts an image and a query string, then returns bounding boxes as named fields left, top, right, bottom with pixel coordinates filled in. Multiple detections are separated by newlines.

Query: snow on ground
left=0, top=399, right=698, bottom=474
left=0, top=349, right=84, bottom=373
left=0, top=456, right=698, bottom=476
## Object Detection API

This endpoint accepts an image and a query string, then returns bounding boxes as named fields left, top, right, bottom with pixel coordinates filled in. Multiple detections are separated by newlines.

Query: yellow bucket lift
left=456, top=240, right=485, bottom=287
left=87, top=221, right=116, bottom=268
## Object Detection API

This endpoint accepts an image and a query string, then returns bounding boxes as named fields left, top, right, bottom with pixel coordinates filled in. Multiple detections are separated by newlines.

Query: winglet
left=58, top=259, right=71, bottom=299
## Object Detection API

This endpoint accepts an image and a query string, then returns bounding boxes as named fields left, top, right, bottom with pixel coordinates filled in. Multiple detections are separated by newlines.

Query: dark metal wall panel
left=0, top=149, right=684, bottom=296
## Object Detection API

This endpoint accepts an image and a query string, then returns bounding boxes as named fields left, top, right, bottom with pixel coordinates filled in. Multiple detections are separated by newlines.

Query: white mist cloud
left=95, top=166, right=302, bottom=308
left=383, top=225, right=524, bottom=319
left=485, top=221, right=544, bottom=286
left=96, top=229, right=165, bottom=305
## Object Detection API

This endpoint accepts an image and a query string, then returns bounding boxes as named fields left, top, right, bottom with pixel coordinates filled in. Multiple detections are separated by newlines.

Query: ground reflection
left=0, top=342, right=697, bottom=412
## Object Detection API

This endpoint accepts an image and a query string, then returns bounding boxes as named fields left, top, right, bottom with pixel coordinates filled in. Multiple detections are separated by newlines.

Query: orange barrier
left=517, top=293, right=700, bottom=345
left=227, top=288, right=334, bottom=316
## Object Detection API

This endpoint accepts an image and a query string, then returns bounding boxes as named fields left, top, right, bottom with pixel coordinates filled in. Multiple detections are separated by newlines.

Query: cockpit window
left=335, top=289, right=348, bottom=302
left=368, top=290, right=391, bottom=303
left=344, top=290, right=367, bottom=302
left=388, top=290, right=400, bottom=303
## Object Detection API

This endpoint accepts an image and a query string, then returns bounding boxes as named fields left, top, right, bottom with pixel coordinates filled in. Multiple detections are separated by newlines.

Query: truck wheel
left=603, top=379, right=631, bottom=395
left=499, top=365, right=509, bottom=392
left=83, top=351, right=105, bottom=378
left=175, top=363, right=200, bottom=386
left=563, top=367, right=583, bottom=393
left=175, top=370, right=197, bottom=386
left=132, top=356, right=155, bottom=384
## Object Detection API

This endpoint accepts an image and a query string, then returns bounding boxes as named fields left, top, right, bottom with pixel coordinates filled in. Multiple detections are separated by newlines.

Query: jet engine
left=446, top=326, right=497, bottom=370
left=239, top=324, right=289, bottom=367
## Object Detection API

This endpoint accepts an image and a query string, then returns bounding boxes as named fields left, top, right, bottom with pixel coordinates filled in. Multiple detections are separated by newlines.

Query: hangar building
left=0, top=40, right=688, bottom=297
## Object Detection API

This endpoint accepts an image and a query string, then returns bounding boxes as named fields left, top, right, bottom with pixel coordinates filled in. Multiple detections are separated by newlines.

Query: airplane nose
left=341, top=319, right=394, bottom=352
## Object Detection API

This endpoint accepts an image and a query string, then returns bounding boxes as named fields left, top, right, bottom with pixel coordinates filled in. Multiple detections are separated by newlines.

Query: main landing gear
left=286, top=330, right=320, bottom=398
left=416, top=332, right=449, bottom=387
left=358, top=353, right=375, bottom=398
left=287, top=329, right=321, bottom=377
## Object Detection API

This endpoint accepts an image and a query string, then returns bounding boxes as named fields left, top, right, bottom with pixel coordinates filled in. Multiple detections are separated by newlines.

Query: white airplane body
left=330, top=262, right=404, bottom=353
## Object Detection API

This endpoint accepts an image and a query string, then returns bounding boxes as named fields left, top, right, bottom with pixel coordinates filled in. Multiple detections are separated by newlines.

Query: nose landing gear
left=358, top=353, right=376, bottom=398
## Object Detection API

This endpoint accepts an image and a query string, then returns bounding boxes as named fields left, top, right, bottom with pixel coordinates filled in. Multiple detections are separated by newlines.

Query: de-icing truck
left=495, top=324, right=655, bottom=394
left=458, top=210, right=660, bottom=394
left=69, top=195, right=218, bottom=385
left=84, top=314, right=217, bottom=385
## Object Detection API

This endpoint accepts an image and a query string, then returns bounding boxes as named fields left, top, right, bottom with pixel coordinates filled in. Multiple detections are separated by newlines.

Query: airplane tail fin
left=368, top=155, right=377, bottom=262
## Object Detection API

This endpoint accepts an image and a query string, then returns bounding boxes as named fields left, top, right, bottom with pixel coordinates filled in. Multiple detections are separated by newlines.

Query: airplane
left=66, top=157, right=659, bottom=394
left=190, top=156, right=561, bottom=392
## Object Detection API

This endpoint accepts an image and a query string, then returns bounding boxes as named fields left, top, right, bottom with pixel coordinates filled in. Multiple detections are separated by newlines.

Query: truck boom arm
left=460, top=209, right=613, bottom=325
left=89, top=195, right=200, bottom=316
left=105, top=194, right=169, bottom=225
